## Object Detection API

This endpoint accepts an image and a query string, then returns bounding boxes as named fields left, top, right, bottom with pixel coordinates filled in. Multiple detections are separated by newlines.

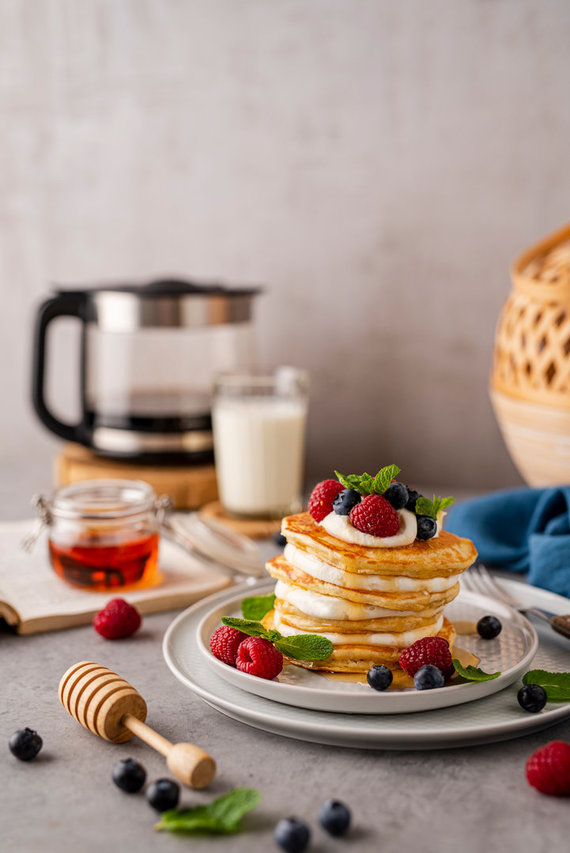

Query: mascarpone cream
left=274, top=579, right=416, bottom=620
left=284, top=544, right=458, bottom=593
left=320, top=507, right=421, bottom=547
left=273, top=609, right=444, bottom=648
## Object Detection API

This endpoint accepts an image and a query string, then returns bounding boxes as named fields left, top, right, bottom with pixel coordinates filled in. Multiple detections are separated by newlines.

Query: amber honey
left=49, top=531, right=160, bottom=590
left=35, top=479, right=168, bottom=591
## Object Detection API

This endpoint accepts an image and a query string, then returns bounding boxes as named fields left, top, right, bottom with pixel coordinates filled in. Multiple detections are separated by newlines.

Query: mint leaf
left=373, top=465, right=401, bottom=494
left=335, top=465, right=401, bottom=496
left=522, top=670, right=570, bottom=701
left=334, top=470, right=363, bottom=491
left=219, top=616, right=333, bottom=662
left=156, top=787, right=261, bottom=835
left=241, top=593, right=276, bottom=621
left=453, top=659, right=500, bottom=682
left=274, top=634, right=334, bottom=661
left=416, top=494, right=455, bottom=519
left=221, top=617, right=270, bottom=639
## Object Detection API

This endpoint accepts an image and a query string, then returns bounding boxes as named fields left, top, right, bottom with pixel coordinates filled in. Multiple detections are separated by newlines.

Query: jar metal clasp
left=21, top=494, right=52, bottom=552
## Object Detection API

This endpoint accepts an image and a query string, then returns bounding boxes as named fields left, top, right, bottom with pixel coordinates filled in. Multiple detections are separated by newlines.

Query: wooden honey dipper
left=58, top=661, right=216, bottom=789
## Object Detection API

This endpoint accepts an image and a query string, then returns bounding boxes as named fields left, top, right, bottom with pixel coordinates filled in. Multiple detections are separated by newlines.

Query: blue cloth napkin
left=446, top=487, right=570, bottom=599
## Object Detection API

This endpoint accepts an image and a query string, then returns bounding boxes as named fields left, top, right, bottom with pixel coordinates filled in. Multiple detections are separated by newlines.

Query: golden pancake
left=263, top=610, right=456, bottom=674
left=282, top=512, right=477, bottom=577
left=274, top=598, right=445, bottom=634
left=266, top=553, right=461, bottom=612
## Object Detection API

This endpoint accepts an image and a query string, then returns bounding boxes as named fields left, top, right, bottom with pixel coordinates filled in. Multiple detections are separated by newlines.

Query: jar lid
left=49, top=479, right=156, bottom=520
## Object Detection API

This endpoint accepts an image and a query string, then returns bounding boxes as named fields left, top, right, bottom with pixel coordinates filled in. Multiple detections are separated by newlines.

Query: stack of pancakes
left=264, top=512, right=477, bottom=685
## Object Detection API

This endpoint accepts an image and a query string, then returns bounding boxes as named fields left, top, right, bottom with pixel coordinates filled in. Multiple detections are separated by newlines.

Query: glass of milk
left=212, top=367, right=309, bottom=518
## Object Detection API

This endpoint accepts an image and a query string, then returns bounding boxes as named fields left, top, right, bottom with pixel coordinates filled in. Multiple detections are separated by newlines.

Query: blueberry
left=9, top=728, right=43, bottom=761
left=416, top=515, right=437, bottom=541
left=405, top=488, right=420, bottom=512
left=333, top=489, right=361, bottom=516
left=274, top=817, right=311, bottom=853
left=112, top=757, right=147, bottom=793
left=318, top=799, right=351, bottom=836
left=477, top=615, right=502, bottom=639
left=517, top=684, right=547, bottom=713
left=367, top=665, right=393, bottom=691
left=413, top=664, right=445, bottom=690
left=384, top=482, right=409, bottom=510
left=145, top=778, right=180, bottom=811
left=273, top=532, right=287, bottom=548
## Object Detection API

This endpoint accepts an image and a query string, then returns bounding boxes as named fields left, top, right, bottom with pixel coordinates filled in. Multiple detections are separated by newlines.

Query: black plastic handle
left=31, top=292, right=88, bottom=444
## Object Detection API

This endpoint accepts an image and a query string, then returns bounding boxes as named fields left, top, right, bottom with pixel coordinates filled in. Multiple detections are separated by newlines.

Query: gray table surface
left=1, top=461, right=569, bottom=853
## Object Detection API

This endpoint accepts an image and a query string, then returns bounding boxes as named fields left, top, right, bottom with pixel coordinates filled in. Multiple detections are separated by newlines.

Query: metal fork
left=462, top=564, right=570, bottom=640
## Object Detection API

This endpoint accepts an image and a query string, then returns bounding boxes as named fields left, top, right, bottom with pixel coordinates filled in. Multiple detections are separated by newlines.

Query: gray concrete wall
left=2, top=0, right=569, bottom=491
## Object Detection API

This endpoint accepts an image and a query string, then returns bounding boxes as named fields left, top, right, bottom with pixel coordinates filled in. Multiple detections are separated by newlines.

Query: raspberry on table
left=93, top=598, right=142, bottom=639
left=349, top=494, right=399, bottom=538
left=236, top=637, right=283, bottom=680
left=399, top=636, right=454, bottom=678
left=209, top=625, right=248, bottom=666
left=308, top=480, right=345, bottom=522
left=525, top=741, right=570, bottom=796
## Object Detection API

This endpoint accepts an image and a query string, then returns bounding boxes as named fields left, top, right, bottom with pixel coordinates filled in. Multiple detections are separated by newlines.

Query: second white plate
left=195, top=582, right=538, bottom=714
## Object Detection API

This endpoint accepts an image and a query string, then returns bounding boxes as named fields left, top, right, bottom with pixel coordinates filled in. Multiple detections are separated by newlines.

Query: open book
left=0, top=520, right=232, bottom=635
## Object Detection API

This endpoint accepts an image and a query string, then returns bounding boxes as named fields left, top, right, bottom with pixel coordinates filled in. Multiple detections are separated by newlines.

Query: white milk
left=212, top=397, right=308, bottom=517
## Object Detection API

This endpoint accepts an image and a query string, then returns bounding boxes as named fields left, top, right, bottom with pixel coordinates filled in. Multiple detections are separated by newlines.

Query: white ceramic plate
left=194, top=583, right=538, bottom=714
left=163, top=577, right=570, bottom=749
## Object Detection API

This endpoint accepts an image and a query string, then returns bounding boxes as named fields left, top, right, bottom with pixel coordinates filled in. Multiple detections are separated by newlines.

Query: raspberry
left=308, top=480, right=345, bottom=522
left=93, top=598, right=142, bottom=639
left=526, top=741, right=570, bottom=796
left=209, top=625, right=248, bottom=666
left=236, top=637, right=283, bottom=680
left=349, top=494, right=399, bottom=537
left=399, top=636, right=454, bottom=678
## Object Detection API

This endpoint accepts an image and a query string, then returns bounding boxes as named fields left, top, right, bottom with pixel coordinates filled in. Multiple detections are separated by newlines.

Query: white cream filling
left=273, top=610, right=444, bottom=648
left=274, top=580, right=416, bottom=620
left=284, top=544, right=458, bottom=593
left=321, top=507, right=419, bottom=547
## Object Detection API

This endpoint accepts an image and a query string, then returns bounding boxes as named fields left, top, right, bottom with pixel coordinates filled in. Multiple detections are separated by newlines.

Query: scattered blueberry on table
left=9, top=728, right=43, bottom=761
left=318, top=799, right=351, bottom=836
left=146, top=778, right=180, bottom=812
left=517, top=684, right=547, bottom=713
left=274, top=816, right=311, bottom=853
left=112, top=757, right=147, bottom=793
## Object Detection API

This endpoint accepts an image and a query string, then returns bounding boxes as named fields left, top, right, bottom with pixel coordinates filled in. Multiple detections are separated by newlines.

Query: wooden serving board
left=200, top=500, right=282, bottom=539
left=55, top=443, right=218, bottom=510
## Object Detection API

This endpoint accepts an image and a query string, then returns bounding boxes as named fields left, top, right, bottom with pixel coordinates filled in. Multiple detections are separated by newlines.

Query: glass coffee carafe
left=32, top=279, right=260, bottom=463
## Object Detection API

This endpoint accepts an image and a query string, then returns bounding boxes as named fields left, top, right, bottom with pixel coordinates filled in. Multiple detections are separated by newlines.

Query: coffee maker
left=32, top=278, right=260, bottom=465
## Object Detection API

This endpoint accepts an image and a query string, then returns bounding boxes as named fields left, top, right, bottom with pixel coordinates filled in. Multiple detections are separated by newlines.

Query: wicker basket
left=490, top=222, right=570, bottom=486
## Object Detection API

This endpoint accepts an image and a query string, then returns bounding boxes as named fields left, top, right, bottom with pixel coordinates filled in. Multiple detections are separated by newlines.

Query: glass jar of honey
left=32, top=479, right=169, bottom=591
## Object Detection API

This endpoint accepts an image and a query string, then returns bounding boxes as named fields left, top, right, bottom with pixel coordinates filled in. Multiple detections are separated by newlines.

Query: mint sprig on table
left=241, top=593, right=276, bottom=621
left=222, top=616, right=333, bottom=661
left=522, top=670, right=570, bottom=701
left=415, top=495, right=455, bottom=519
left=335, top=464, right=401, bottom=495
left=452, top=659, right=501, bottom=682
left=156, top=787, right=261, bottom=835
